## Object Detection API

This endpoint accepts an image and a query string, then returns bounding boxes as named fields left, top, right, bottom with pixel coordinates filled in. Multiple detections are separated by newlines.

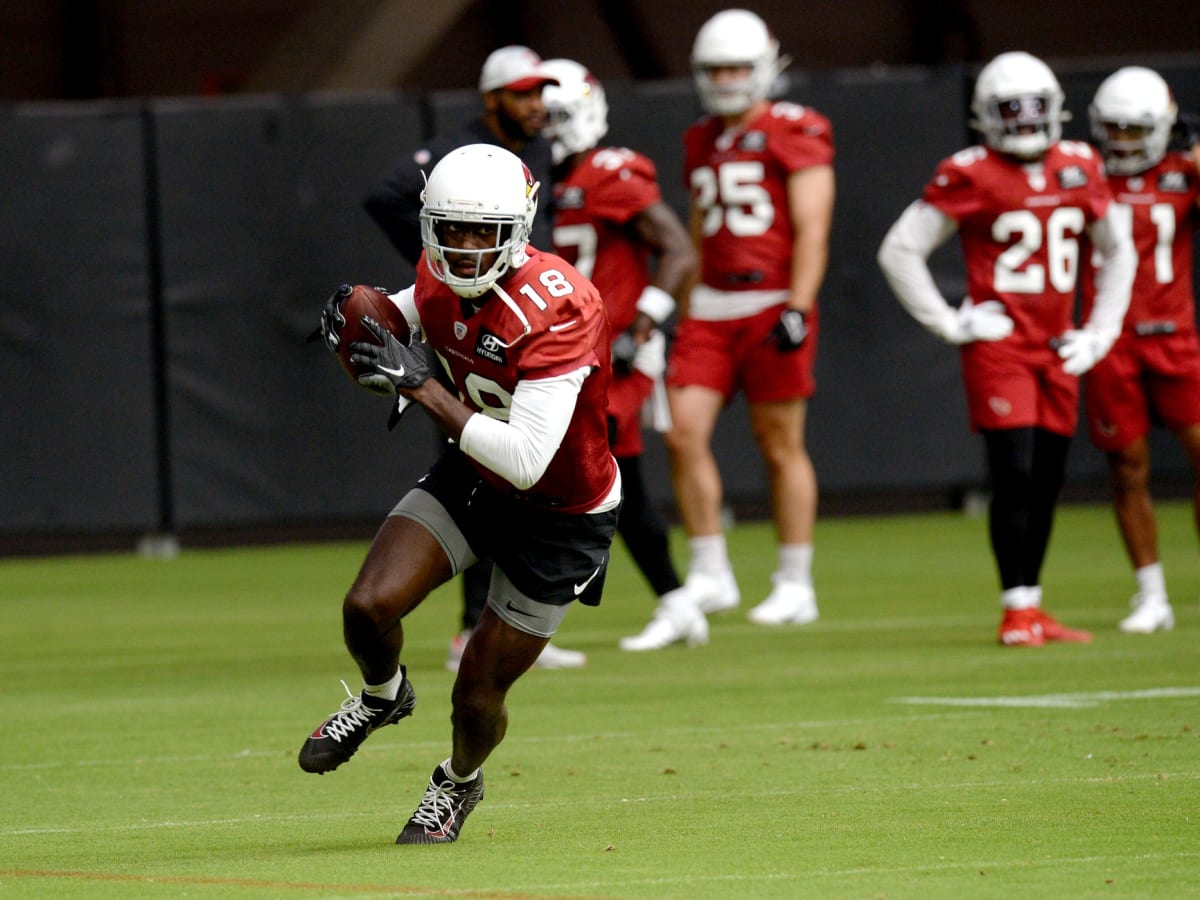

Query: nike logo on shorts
left=505, top=600, right=539, bottom=618
left=574, top=565, right=602, bottom=596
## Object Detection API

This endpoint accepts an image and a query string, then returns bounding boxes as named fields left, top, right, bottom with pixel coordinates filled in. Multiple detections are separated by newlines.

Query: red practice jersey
left=684, top=101, right=834, bottom=292
left=414, top=248, right=615, bottom=513
left=552, top=146, right=662, bottom=335
left=922, top=141, right=1114, bottom=347
left=1081, top=151, right=1199, bottom=333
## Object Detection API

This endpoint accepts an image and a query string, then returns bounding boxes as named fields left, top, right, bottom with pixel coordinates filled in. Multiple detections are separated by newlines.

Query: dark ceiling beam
left=246, top=0, right=473, bottom=92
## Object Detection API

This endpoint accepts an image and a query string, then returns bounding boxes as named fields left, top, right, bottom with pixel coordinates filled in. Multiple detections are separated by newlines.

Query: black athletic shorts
left=407, top=447, right=620, bottom=607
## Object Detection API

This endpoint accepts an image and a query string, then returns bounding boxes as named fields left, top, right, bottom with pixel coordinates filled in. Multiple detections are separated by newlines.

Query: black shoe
left=298, top=672, right=415, bottom=774
left=395, top=763, right=485, bottom=845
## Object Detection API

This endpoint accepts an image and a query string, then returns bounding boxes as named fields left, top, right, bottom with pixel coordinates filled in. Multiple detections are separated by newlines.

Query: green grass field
left=3, top=501, right=1198, bottom=898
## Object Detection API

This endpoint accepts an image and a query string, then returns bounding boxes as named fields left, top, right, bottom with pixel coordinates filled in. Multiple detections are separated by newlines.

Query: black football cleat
left=395, top=764, right=485, bottom=845
left=298, top=671, right=415, bottom=774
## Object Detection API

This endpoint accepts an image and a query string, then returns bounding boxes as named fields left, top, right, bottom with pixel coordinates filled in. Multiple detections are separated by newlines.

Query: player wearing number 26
left=877, top=51, right=1137, bottom=647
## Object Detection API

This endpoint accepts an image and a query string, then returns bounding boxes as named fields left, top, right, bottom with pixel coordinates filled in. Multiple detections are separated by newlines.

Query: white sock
left=443, top=757, right=479, bottom=783
left=689, top=534, right=730, bottom=576
left=363, top=666, right=405, bottom=702
left=776, top=543, right=813, bottom=585
left=1001, top=586, right=1038, bottom=610
left=1135, top=562, right=1167, bottom=598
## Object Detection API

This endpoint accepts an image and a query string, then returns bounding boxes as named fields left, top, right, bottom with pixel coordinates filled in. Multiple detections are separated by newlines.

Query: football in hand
left=332, top=284, right=409, bottom=395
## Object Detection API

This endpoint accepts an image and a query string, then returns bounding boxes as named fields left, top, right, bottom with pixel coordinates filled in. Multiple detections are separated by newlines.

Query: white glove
left=1056, top=329, right=1106, bottom=376
left=946, top=297, right=1014, bottom=345
left=631, top=330, right=667, bottom=379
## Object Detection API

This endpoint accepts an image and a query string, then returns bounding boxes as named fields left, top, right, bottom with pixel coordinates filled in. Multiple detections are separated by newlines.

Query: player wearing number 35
left=877, top=51, right=1136, bottom=647
left=665, top=9, right=835, bottom=630
left=301, top=144, right=620, bottom=844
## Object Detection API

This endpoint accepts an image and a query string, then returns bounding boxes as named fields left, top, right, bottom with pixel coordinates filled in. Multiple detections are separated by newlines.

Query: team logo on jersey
left=453, top=321, right=467, bottom=340
left=557, top=185, right=585, bottom=210
left=988, top=396, right=1013, bottom=418
left=1057, top=166, right=1088, bottom=190
left=475, top=329, right=507, bottom=365
left=1158, top=171, right=1189, bottom=193
left=740, top=131, right=767, bottom=152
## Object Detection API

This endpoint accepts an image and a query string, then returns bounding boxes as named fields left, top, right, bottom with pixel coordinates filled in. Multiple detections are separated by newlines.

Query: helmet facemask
left=420, top=215, right=529, bottom=299
left=984, top=93, right=1063, bottom=160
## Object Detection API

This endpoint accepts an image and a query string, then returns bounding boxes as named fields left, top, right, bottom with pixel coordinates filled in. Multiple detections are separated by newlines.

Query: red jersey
left=552, top=147, right=661, bottom=334
left=684, top=102, right=834, bottom=292
left=1081, top=151, right=1199, bottom=334
left=414, top=248, right=615, bottom=513
left=922, top=141, right=1114, bottom=347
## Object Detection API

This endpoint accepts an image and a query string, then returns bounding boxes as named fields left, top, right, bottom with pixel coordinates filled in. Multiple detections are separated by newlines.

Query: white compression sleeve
left=458, top=366, right=590, bottom=490
left=1082, top=206, right=1135, bottom=348
left=877, top=200, right=962, bottom=342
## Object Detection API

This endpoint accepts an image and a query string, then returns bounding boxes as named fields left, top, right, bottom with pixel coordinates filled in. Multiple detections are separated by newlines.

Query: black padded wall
left=149, top=93, right=437, bottom=528
left=0, top=104, right=159, bottom=534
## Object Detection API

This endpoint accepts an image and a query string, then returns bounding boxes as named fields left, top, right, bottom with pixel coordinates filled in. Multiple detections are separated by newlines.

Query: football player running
left=878, top=51, right=1137, bottom=646
left=666, top=9, right=835, bottom=629
left=1081, top=67, right=1200, bottom=633
left=364, top=45, right=586, bottom=672
left=302, top=145, right=620, bottom=844
left=540, top=57, right=708, bottom=651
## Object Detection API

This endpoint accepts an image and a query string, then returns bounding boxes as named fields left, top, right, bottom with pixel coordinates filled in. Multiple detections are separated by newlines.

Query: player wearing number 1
left=877, top=51, right=1136, bottom=646
left=667, top=9, right=835, bottom=629
left=1081, top=66, right=1200, bottom=633
left=301, top=144, right=620, bottom=844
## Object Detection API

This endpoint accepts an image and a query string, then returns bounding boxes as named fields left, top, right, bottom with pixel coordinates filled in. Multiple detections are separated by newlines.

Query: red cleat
left=998, top=608, right=1045, bottom=646
left=1035, top=609, right=1092, bottom=643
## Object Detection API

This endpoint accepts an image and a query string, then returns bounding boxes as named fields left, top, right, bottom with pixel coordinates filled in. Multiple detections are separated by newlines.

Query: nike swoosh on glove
left=308, top=284, right=352, bottom=350
left=348, top=316, right=434, bottom=394
left=767, top=308, right=809, bottom=352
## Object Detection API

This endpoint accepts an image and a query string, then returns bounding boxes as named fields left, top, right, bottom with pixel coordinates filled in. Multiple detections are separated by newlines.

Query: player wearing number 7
left=877, top=51, right=1136, bottom=647
left=301, top=144, right=620, bottom=844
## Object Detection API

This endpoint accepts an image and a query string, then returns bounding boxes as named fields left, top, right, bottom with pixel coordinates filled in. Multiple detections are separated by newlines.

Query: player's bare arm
left=786, top=164, right=835, bottom=314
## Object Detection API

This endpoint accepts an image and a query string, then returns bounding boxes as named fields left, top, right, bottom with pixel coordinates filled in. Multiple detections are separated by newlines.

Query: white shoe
left=685, top=571, right=740, bottom=614
left=535, top=641, right=587, bottom=669
left=619, top=588, right=710, bottom=651
left=748, top=578, right=818, bottom=626
left=1118, top=593, right=1174, bottom=633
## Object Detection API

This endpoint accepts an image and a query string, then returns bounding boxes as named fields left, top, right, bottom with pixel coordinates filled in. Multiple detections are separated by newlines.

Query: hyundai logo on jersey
left=475, top=330, right=507, bottom=365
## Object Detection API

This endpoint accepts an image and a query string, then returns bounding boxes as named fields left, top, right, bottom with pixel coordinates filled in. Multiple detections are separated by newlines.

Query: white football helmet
left=1089, top=66, right=1177, bottom=175
left=970, top=51, right=1066, bottom=160
left=691, top=9, right=788, bottom=116
left=540, top=58, right=610, bottom=165
left=419, top=144, right=539, bottom=298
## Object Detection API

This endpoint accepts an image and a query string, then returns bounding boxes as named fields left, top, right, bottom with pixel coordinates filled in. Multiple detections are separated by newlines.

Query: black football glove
left=349, top=316, right=434, bottom=394
left=307, top=284, right=351, bottom=350
left=767, top=308, right=809, bottom=352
